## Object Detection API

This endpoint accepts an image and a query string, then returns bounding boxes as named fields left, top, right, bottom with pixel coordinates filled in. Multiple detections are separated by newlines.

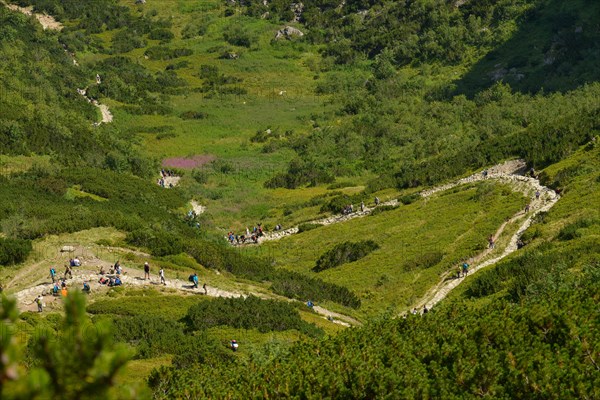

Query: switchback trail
left=243, top=159, right=560, bottom=314
left=413, top=160, right=560, bottom=311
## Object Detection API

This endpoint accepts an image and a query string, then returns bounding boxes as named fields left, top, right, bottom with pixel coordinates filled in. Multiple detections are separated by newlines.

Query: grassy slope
left=257, top=182, right=525, bottom=317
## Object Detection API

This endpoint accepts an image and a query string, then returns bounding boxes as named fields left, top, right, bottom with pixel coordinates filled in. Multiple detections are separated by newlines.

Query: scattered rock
left=275, top=26, right=304, bottom=40
left=290, top=2, right=304, bottom=22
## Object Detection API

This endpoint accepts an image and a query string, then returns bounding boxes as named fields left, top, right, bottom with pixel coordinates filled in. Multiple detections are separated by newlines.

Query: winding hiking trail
left=244, top=159, right=560, bottom=313
left=1, top=0, right=561, bottom=323
left=3, top=1, right=113, bottom=125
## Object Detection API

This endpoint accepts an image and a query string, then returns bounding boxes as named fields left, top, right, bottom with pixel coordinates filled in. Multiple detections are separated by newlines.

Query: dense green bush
left=369, top=205, right=397, bottom=216
left=557, top=218, right=597, bottom=241
left=145, top=46, right=192, bottom=60
left=0, top=238, right=32, bottom=265
left=223, top=25, right=253, bottom=47
left=313, top=240, right=379, bottom=272
left=399, top=193, right=421, bottom=205
left=298, top=223, right=321, bottom=233
left=111, top=28, right=146, bottom=53
left=271, top=270, right=362, bottom=309
left=180, top=111, right=207, bottom=120
left=184, top=296, right=323, bottom=336
left=148, top=28, right=174, bottom=42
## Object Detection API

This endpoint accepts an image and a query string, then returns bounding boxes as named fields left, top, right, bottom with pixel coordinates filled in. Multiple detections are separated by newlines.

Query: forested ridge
left=0, top=0, right=598, bottom=398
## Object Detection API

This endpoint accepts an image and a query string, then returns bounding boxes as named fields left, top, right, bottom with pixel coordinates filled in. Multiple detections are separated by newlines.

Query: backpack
left=188, top=275, right=194, bottom=282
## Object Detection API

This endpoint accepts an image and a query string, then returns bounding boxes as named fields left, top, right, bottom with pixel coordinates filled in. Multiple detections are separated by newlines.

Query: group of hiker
left=227, top=224, right=263, bottom=245
left=36, top=257, right=208, bottom=312
left=158, top=169, right=177, bottom=188
left=38, top=263, right=91, bottom=311
left=343, top=198, right=379, bottom=215
left=410, top=305, right=430, bottom=315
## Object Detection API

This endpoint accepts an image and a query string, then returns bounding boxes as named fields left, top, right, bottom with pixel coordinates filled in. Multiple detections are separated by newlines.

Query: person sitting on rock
left=82, top=281, right=91, bottom=294
left=73, top=257, right=81, bottom=267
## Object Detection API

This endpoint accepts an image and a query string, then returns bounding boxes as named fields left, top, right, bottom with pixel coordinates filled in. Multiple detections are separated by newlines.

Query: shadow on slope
left=456, top=0, right=600, bottom=96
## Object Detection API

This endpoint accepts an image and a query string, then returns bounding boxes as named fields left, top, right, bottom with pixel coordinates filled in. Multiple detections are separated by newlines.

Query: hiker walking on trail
left=159, top=268, right=166, bottom=285
left=360, top=201, right=365, bottom=212
left=64, top=264, right=73, bottom=279
left=375, top=197, right=380, bottom=206
left=488, top=234, right=495, bottom=249
left=462, top=262, right=469, bottom=276
left=50, top=267, right=57, bottom=283
left=34, top=295, right=44, bottom=312
left=189, top=273, right=199, bottom=288
left=144, top=262, right=150, bottom=280
left=203, top=283, right=207, bottom=295
left=535, top=190, right=541, bottom=200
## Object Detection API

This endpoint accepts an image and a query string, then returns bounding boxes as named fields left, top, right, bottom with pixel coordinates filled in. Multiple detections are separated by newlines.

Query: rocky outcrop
left=275, top=26, right=304, bottom=40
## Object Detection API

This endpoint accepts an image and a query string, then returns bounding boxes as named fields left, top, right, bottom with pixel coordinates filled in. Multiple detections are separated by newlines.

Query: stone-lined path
left=240, top=159, right=560, bottom=314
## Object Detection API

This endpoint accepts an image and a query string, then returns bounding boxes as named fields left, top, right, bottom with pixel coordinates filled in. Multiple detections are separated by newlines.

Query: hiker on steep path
left=462, top=261, right=469, bottom=277
left=488, top=234, right=495, bottom=249
left=189, top=273, right=199, bottom=288
left=159, top=268, right=166, bottom=285
left=49, top=267, right=57, bottom=283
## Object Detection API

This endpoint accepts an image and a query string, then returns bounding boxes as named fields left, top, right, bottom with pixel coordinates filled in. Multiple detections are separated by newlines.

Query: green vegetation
left=0, top=238, right=32, bottom=266
left=313, top=240, right=379, bottom=272
left=1, top=292, right=141, bottom=399
left=184, top=295, right=322, bottom=336
left=262, top=182, right=524, bottom=316
left=1, top=0, right=599, bottom=397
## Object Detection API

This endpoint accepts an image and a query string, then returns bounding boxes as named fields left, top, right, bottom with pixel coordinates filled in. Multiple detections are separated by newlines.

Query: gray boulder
left=275, top=26, right=304, bottom=40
